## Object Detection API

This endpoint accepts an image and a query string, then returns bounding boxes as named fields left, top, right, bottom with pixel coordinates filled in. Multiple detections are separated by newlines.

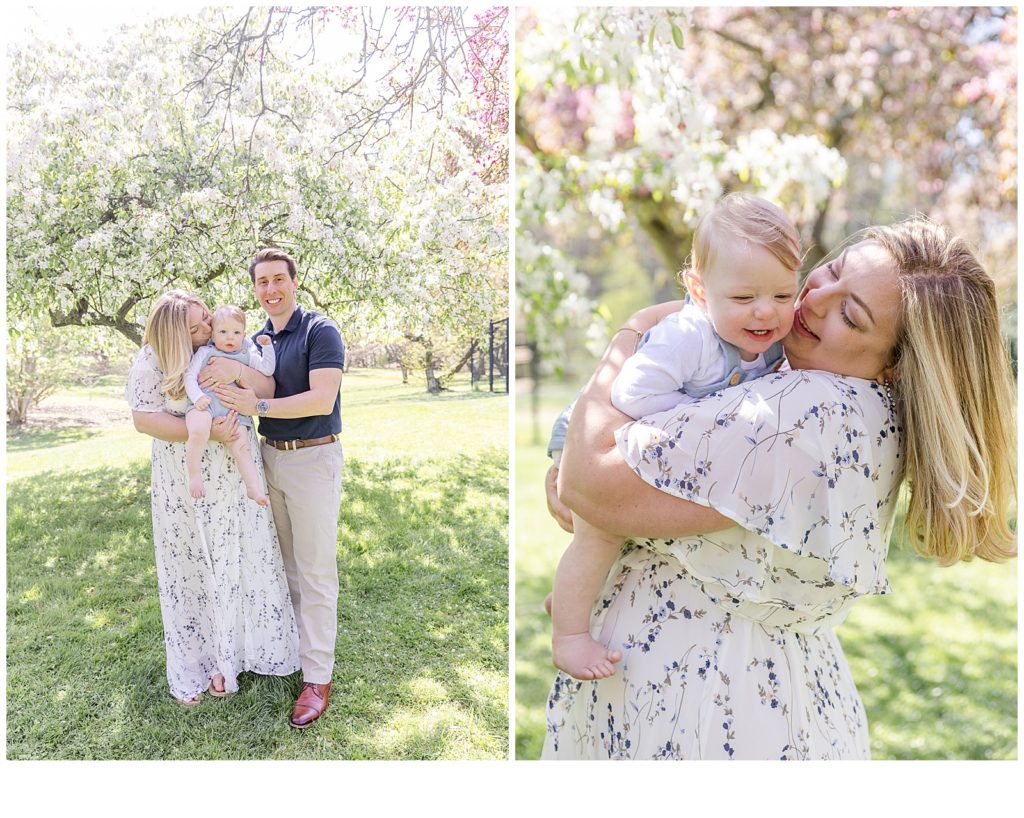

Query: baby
left=550, top=193, right=801, bottom=680
left=184, top=305, right=275, bottom=506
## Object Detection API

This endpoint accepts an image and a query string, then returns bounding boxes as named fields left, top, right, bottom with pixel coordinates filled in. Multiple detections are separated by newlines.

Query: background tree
left=6, top=320, right=132, bottom=425
left=7, top=7, right=508, bottom=392
left=516, top=8, right=845, bottom=368
left=680, top=7, right=1016, bottom=272
left=515, top=7, right=1017, bottom=371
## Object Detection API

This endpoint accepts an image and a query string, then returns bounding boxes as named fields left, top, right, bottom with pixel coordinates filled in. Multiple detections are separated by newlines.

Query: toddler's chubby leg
left=185, top=409, right=213, bottom=499
left=550, top=514, right=624, bottom=680
left=227, top=433, right=269, bottom=507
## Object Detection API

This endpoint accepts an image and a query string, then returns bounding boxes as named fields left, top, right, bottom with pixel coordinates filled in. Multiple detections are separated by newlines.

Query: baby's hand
left=195, top=396, right=211, bottom=411
left=256, top=334, right=272, bottom=347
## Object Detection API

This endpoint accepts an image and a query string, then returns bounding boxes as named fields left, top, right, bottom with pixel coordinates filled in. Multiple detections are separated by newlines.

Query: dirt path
left=8, top=397, right=131, bottom=435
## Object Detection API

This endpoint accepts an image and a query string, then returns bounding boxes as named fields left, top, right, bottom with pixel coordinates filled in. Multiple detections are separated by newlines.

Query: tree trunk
left=403, top=332, right=445, bottom=394
left=443, top=342, right=476, bottom=382
left=631, top=198, right=693, bottom=301
left=7, top=355, right=58, bottom=425
left=7, top=396, right=29, bottom=426
left=385, top=343, right=411, bottom=383
left=425, top=359, right=442, bottom=394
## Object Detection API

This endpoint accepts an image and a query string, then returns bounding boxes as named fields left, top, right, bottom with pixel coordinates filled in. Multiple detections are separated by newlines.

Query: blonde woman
left=543, top=219, right=1015, bottom=759
left=126, top=290, right=299, bottom=706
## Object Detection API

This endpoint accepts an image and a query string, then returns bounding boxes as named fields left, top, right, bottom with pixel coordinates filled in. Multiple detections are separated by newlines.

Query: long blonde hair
left=864, top=219, right=1016, bottom=565
left=141, top=290, right=212, bottom=401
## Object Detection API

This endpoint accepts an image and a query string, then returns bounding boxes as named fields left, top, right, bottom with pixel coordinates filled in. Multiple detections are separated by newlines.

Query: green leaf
left=671, top=22, right=685, bottom=50
left=648, top=24, right=657, bottom=52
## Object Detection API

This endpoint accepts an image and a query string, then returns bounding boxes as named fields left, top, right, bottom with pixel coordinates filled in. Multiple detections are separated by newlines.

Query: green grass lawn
left=7, top=368, right=509, bottom=760
left=515, top=382, right=1017, bottom=760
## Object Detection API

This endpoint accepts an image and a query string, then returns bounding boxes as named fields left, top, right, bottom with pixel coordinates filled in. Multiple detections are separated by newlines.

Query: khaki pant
left=262, top=441, right=343, bottom=684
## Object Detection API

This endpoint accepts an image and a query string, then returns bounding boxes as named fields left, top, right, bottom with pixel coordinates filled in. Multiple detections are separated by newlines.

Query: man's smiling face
left=253, top=259, right=298, bottom=322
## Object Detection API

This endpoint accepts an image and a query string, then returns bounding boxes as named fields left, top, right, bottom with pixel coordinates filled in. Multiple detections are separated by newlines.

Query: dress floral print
left=126, top=346, right=299, bottom=701
left=543, top=369, right=902, bottom=760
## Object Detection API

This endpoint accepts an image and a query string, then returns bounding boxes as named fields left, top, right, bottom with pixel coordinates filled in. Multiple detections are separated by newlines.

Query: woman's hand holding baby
left=215, top=384, right=258, bottom=417
left=209, top=411, right=240, bottom=443
left=199, top=357, right=242, bottom=389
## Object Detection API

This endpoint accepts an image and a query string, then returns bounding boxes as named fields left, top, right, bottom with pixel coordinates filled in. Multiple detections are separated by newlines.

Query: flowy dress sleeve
left=615, top=368, right=903, bottom=631
left=125, top=346, right=167, bottom=412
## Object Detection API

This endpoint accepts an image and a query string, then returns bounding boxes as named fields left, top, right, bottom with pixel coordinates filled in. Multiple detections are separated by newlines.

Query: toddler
left=185, top=305, right=275, bottom=506
left=550, top=193, right=801, bottom=680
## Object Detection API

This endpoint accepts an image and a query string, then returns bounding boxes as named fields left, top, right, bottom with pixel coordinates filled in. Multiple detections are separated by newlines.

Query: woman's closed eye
left=841, top=303, right=859, bottom=330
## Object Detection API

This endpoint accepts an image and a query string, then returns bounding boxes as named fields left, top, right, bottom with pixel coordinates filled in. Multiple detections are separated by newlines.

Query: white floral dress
left=126, top=346, right=300, bottom=701
left=543, top=369, right=902, bottom=760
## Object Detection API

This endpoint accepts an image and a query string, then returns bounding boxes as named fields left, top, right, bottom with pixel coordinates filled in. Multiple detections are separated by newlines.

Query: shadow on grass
left=7, top=451, right=508, bottom=760
left=6, top=425, right=103, bottom=452
left=335, top=453, right=508, bottom=758
left=843, top=626, right=1016, bottom=759
left=514, top=560, right=557, bottom=761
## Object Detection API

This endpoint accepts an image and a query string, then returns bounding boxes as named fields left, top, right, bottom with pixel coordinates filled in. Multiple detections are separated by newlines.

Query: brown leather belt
left=262, top=434, right=338, bottom=451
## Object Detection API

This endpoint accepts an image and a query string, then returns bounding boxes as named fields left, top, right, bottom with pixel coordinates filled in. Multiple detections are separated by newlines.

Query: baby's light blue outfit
left=610, top=300, right=785, bottom=416
left=548, top=301, right=784, bottom=459
left=184, top=339, right=275, bottom=428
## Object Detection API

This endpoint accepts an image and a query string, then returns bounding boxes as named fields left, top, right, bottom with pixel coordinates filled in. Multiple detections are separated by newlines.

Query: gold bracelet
left=614, top=326, right=644, bottom=352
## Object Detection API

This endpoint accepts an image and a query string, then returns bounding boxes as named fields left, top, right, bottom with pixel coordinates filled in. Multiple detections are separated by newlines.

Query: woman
left=543, top=219, right=1015, bottom=759
left=126, top=290, right=299, bottom=706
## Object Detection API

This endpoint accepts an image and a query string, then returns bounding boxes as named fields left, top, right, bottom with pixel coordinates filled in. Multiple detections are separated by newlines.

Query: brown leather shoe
left=290, top=682, right=331, bottom=729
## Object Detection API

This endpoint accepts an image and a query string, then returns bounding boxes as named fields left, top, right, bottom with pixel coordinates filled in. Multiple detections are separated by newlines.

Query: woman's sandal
left=207, top=673, right=230, bottom=698
left=175, top=693, right=202, bottom=707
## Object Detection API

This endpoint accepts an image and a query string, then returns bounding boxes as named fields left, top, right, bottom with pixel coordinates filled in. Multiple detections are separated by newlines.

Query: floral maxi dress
left=542, top=370, right=902, bottom=760
left=127, top=346, right=300, bottom=701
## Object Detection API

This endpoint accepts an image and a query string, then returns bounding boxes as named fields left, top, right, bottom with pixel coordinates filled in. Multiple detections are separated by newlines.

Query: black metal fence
left=470, top=318, right=509, bottom=392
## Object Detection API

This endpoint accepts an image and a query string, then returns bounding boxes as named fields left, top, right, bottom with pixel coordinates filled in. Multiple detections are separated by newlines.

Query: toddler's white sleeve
left=611, top=313, right=704, bottom=418
left=246, top=337, right=276, bottom=375
left=184, top=346, right=211, bottom=404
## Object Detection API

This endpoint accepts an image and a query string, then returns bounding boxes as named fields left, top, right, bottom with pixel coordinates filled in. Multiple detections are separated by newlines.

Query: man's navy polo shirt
left=253, top=304, right=345, bottom=441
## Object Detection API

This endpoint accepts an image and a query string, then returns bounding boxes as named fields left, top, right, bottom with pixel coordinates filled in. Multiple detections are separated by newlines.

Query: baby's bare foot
left=552, top=632, right=622, bottom=680
left=189, top=475, right=206, bottom=499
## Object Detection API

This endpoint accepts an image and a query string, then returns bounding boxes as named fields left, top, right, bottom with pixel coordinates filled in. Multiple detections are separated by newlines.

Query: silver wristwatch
left=256, top=399, right=270, bottom=417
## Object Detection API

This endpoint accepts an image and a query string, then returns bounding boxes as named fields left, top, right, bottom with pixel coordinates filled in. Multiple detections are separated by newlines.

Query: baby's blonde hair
left=692, top=193, right=802, bottom=278
left=142, top=290, right=212, bottom=401
left=213, top=304, right=246, bottom=328
left=864, top=218, right=1016, bottom=565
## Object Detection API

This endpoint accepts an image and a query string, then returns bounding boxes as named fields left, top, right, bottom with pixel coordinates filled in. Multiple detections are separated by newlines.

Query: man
left=214, top=248, right=345, bottom=728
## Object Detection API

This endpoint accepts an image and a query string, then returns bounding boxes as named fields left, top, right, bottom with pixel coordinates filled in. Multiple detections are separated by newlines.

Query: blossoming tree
left=7, top=7, right=508, bottom=393
left=516, top=7, right=1015, bottom=365
left=516, top=8, right=845, bottom=364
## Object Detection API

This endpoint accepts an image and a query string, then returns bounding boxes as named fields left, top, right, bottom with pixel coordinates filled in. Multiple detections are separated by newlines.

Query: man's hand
left=199, top=357, right=242, bottom=389
left=214, top=383, right=258, bottom=417
left=545, top=465, right=574, bottom=533
left=210, top=411, right=240, bottom=443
